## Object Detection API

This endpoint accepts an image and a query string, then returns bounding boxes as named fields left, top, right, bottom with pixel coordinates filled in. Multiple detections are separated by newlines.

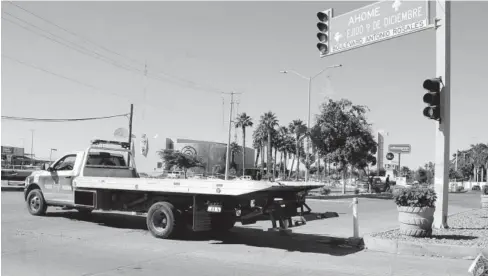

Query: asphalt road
left=2, top=190, right=480, bottom=276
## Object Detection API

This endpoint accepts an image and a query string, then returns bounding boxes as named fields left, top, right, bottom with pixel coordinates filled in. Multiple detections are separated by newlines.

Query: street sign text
left=326, top=0, right=431, bottom=56
left=388, top=144, right=411, bottom=154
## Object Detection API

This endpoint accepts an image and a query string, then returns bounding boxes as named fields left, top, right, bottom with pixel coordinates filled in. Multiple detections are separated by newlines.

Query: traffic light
left=316, top=9, right=332, bottom=56
left=422, top=78, right=442, bottom=121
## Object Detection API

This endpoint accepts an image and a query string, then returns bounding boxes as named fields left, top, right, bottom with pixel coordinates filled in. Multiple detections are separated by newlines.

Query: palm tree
left=252, top=124, right=264, bottom=168
left=235, top=113, right=253, bottom=176
left=278, top=126, right=289, bottom=178
left=288, top=139, right=297, bottom=179
left=260, top=112, right=279, bottom=180
left=271, top=128, right=282, bottom=179
left=289, top=119, right=307, bottom=181
left=230, top=141, right=241, bottom=171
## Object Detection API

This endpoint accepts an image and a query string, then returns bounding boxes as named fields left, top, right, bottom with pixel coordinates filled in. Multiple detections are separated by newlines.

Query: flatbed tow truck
left=24, top=140, right=321, bottom=239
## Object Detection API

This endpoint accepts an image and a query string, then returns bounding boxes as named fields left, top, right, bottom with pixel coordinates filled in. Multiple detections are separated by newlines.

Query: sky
left=1, top=1, right=487, bottom=173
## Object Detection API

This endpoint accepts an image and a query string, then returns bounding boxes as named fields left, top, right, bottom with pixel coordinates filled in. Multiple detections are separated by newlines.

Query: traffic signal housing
left=422, top=78, right=442, bottom=121
left=317, top=9, right=332, bottom=56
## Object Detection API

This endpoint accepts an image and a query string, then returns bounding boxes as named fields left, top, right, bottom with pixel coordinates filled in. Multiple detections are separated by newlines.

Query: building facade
left=162, top=138, right=255, bottom=175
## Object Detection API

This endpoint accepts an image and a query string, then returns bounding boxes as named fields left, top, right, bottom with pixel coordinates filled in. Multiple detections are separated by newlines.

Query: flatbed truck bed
left=24, top=140, right=322, bottom=239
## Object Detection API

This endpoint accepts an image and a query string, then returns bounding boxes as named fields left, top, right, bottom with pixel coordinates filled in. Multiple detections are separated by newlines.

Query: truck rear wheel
left=26, top=189, right=47, bottom=216
left=146, top=201, right=178, bottom=239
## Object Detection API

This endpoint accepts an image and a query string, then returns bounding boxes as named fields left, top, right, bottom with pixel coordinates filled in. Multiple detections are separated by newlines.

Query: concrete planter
left=397, top=206, right=435, bottom=237
left=481, top=195, right=488, bottom=209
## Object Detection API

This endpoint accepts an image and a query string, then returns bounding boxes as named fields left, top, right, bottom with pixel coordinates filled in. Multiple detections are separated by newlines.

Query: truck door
left=42, top=154, right=77, bottom=203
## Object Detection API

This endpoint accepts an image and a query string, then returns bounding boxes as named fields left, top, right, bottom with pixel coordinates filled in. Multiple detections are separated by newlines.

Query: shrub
left=354, top=188, right=360, bottom=195
left=456, top=186, right=464, bottom=192
left=483, top=185, right=488, bottom=195
left=320, top=187, right=331, bottom=195
left=393, top=187, right=437, bottom=208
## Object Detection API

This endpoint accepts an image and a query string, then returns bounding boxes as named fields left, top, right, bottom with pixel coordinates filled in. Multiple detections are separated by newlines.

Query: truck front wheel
left=26, top=189, right=47, bottom=216
left=146, top=201, right=178, bottom=239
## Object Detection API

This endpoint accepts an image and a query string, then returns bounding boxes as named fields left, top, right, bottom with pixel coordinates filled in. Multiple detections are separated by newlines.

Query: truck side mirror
left=44, top=164, right=53, bottom=171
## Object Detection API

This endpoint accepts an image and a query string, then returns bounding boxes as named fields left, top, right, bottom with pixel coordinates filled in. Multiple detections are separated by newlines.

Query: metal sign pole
left=433, top=0, right=451, bottom=229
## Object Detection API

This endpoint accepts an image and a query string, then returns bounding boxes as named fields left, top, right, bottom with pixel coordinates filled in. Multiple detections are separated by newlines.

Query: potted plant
left=481, top=185, right=488, bottom=209
left=393, top=187, right=437, bottom=237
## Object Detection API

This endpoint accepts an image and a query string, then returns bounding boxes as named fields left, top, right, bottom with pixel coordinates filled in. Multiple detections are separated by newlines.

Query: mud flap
left=192, top=195, right=212, bottom=232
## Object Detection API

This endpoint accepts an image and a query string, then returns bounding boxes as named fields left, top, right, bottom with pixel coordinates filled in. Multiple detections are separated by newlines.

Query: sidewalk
left=238, top=199, right=477, bottom=240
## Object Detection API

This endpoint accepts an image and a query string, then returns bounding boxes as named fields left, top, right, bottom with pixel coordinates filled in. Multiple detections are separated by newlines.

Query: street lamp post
left=280, top=64, right=342, bottom=182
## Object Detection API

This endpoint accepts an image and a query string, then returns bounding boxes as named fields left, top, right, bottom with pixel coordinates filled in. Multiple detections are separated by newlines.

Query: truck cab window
left=53, top=155, right=77, bottom=171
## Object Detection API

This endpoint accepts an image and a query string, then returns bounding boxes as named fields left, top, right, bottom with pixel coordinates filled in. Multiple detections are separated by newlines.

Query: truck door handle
left=66, top=176, right=72, bottom=179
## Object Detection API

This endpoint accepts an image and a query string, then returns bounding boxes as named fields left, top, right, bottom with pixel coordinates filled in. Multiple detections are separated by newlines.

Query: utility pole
left=142, top=62, right=147, bottom=121
left=234, top=100, right=240, bottom=143
left=433, top=0, right=451, bottom=229
left=49, top=148, right=57, bottom=162
left=223, top=92, right=241, bottom=180
left=305, top=77, right=312, bottom=182
left=398, top=153, right=402, bottom=176
left=128, top=104, right=134, bottom=167
left=29, top=129, right=34, bottom=158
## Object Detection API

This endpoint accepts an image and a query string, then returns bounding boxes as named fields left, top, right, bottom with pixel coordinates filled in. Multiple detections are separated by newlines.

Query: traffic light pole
left=398, top=153, right=401, bottom=176
left=433, top=0, right=451, bottom=229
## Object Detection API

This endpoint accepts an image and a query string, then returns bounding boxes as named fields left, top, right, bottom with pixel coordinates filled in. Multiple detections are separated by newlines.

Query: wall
left=169, top=138, right=255, bottom=174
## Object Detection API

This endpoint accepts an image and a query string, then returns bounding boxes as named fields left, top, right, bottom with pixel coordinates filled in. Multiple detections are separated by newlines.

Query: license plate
left=207, top=206, right=222, bottom=213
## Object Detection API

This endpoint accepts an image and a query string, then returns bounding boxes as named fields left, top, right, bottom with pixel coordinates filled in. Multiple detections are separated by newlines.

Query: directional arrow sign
left=388, top=144, right=411, bottom=154
left=325, top=0, right=431, bottom=56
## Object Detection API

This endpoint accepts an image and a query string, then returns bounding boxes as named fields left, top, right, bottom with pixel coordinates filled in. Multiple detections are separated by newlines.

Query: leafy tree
left=449, top=167, right=463, bottom=181
left=424, top=162, right=435, bottom=184
left=158, top=149, right=205, bottom=179
left=313, top=98, right=377, bottom=194
left=415, top=167, right=428, bottom=184
left=235, top=112, right=253, bottom=176
left=260, top=111, right=279, bottom=180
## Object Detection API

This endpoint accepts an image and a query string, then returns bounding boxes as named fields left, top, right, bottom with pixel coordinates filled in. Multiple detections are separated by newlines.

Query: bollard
left=352, top=197, right=359, bottom=238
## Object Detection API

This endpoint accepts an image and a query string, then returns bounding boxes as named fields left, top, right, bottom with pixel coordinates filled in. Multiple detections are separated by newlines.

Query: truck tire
left=26, top=189, right=47, bottom=216
left=211, top=213, right=236, bottom=232
left=146, top=201, right=178, bottom=239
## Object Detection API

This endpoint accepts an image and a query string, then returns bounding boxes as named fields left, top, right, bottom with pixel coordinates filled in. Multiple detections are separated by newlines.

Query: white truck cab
left=25, top=140, right=138, bottom=209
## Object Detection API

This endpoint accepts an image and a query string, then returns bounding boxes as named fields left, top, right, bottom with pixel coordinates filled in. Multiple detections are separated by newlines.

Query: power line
left=6, top=1, right=144, bottom=67
left=2, top=13, right=142, bottom=74
left=2, top=54, right=130, bottom=99
left=3, top=14, right=222, bottom=95
left=2, top=113, right=129, bottom=122
left=4, top=3, right=225, bottom=95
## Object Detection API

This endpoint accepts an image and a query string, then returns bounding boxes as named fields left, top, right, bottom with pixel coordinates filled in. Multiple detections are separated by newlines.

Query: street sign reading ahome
left=388, top=144, right=411, bottom=154
left=325, top=0, right=431, bottom=56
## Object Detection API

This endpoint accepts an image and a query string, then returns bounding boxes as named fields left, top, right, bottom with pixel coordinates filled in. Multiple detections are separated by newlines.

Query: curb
left=307, top=194, right=393, bottom=200
left=364, top=235, right=488, bottom=259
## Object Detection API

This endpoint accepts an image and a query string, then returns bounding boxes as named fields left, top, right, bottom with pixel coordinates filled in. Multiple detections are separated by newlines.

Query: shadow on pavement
left=211, top=228, right=363, bottom=256
left=45, top=210, right=363, bottom=256
left=46, top=211, right=148, bottom=230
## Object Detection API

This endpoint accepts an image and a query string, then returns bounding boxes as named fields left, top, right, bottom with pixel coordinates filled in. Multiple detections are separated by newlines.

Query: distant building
left=160, top=138, right=255, bottom=175
left=1, top=146, right=50, bottom=168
